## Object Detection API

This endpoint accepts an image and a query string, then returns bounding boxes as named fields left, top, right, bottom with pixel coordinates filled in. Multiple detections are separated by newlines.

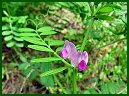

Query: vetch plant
left=19, top=16, right=93, bottom=93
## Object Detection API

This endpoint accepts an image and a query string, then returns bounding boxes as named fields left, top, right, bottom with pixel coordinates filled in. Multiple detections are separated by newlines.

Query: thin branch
left=20, top=69, right=34, bottom=93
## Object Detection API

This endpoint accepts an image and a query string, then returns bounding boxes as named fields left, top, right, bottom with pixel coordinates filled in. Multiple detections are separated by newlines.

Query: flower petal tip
left=78, top=60, right=88, bottom=72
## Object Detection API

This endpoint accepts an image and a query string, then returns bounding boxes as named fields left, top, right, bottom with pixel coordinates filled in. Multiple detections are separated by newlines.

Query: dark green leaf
left=40, top=62, right=54, bottom=87
left=19, top=63, right=30, bottom=70
left=29, top=70, right=38, bottom=80
left=96, top=15, right=114, bottom=21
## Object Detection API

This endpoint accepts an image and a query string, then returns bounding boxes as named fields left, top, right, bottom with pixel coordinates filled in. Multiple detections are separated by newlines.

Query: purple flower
left=59, top=40, right=88, bottom=72
left=71, top=51, right=88, bottom=71
left=59, top=40, right=77, bottom=59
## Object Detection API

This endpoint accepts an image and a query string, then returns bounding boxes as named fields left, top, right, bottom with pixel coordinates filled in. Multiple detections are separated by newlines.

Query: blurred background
left=2, top=2, right=127, bottom=94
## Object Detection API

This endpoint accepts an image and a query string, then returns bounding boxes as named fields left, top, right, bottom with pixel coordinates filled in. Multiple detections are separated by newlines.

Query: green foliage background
left=2, top=2, right=127, bottom=94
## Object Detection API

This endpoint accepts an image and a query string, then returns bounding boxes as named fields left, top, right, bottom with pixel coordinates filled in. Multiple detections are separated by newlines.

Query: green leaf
left=101, top=84, right=109, bottom=94
left=107, top=81, right=117, bottom=94
left=40, top=76, right=54, bottom=87
left=48, top=40, right=64, bottom=46
left=4, top=35, right=13, bottom=41
left=37, top=26, right=52, bottom=32
left=19, top=63, right=30, bottom=70
left=28, top=45, right=53, bottom=52
left=31, top=57, right=61, bottom=62
left=96, top=15, right=114, bottom=21
left=13, top=37, right=23, bottom=41
left=20, top=33, right=37, bottom=36
left=40, top=67, right=67, bottom=77
left=89, top=89, right=98, bottom=94
left=40, top=31, right=57, bottom=35
left=98, top=7, right=114, bottom=13
left=22, top=66, right=31, bottom=76
left=21, top=37, right=47, bottom=46
left=13, top=32, right=19, bottom=36
left=83, top=90, right=91, bottom=94
left=2, top=25, right=9, bottom=30
left=56, top=46, right=63, bottom=52
left=15, top=43, right=24, bottom=47
left=40, top=62, right=54, bottom=87
left=105, top=4, right=122, bottom=10
left=29, top=70, right=38, bottom=80
left=2, top=31, right=12, bottom=36
left=18, top=28, right=35, bottom=32
left=6, top=42, right=15, bottom=47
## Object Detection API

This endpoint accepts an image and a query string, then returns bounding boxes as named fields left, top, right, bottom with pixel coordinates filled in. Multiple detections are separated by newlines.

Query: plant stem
left=73, top=68, right=77, bottom=94
left=98, top=37, right=127, bottom=49
left=54, top=75, right=67, bottom=94
left=35, top=27, right=72, bottom=68
left=80, top=19, right=94, bottom=51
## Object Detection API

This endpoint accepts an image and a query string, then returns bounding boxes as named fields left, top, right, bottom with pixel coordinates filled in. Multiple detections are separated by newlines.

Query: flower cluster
left=59, top=40, right=88, bottom=72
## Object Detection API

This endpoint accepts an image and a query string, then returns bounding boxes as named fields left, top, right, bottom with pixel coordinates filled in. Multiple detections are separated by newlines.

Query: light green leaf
left=13, top=32, right=19, bottom=36
left=4, top=35, right=13, bottom=41
left=98, top=7, right=114, bottom=13
left=2, top=31, right=12, bottom=36
left=31, top=57, right=61, bottom=62
left=40, top=67, right=67, bottom=77
left=18, top=28, right=35, bottom=32
left=48, top=40, right=64, bottom=46
left=40, top=31, right=57, bottom=35
left=15, top=43, right=24, bottom=47
left=107, top=81, right=116, bottom=94
left=101, top=84, right=109, bottom=94
left=2, top=26, right=9, bottom=30
left=83, top=90, right=91, bottom=94
left=56, top=46, right=63, bottom=52
left=20, top=33, right=37, bottom=36
left=28, top=45, right=53, bottom=52
left=37, top=26, right=52, bottom=32
left=21, top=37, right=47, bottom=46
left=6, top=42, right=15, bottom=47
left=14, top=37, right=23, bottom=41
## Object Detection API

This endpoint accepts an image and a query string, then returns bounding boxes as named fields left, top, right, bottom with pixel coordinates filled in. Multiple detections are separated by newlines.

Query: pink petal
left=78, top=60, right=88, bottom=72
left=59, top=48, right=68, bottom=59
left=64, top=40, right=77, bottom=59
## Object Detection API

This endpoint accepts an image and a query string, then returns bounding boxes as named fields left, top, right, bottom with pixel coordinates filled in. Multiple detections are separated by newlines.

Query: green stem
left=98, top=37, right=126, bottom=49
left=34, top=27, right=72, bottom=68
left=73, top=68, right=77, bottom=94
left=80, top=19, right=94, bottom=51
left=54, top=75, right=67, bottom=94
